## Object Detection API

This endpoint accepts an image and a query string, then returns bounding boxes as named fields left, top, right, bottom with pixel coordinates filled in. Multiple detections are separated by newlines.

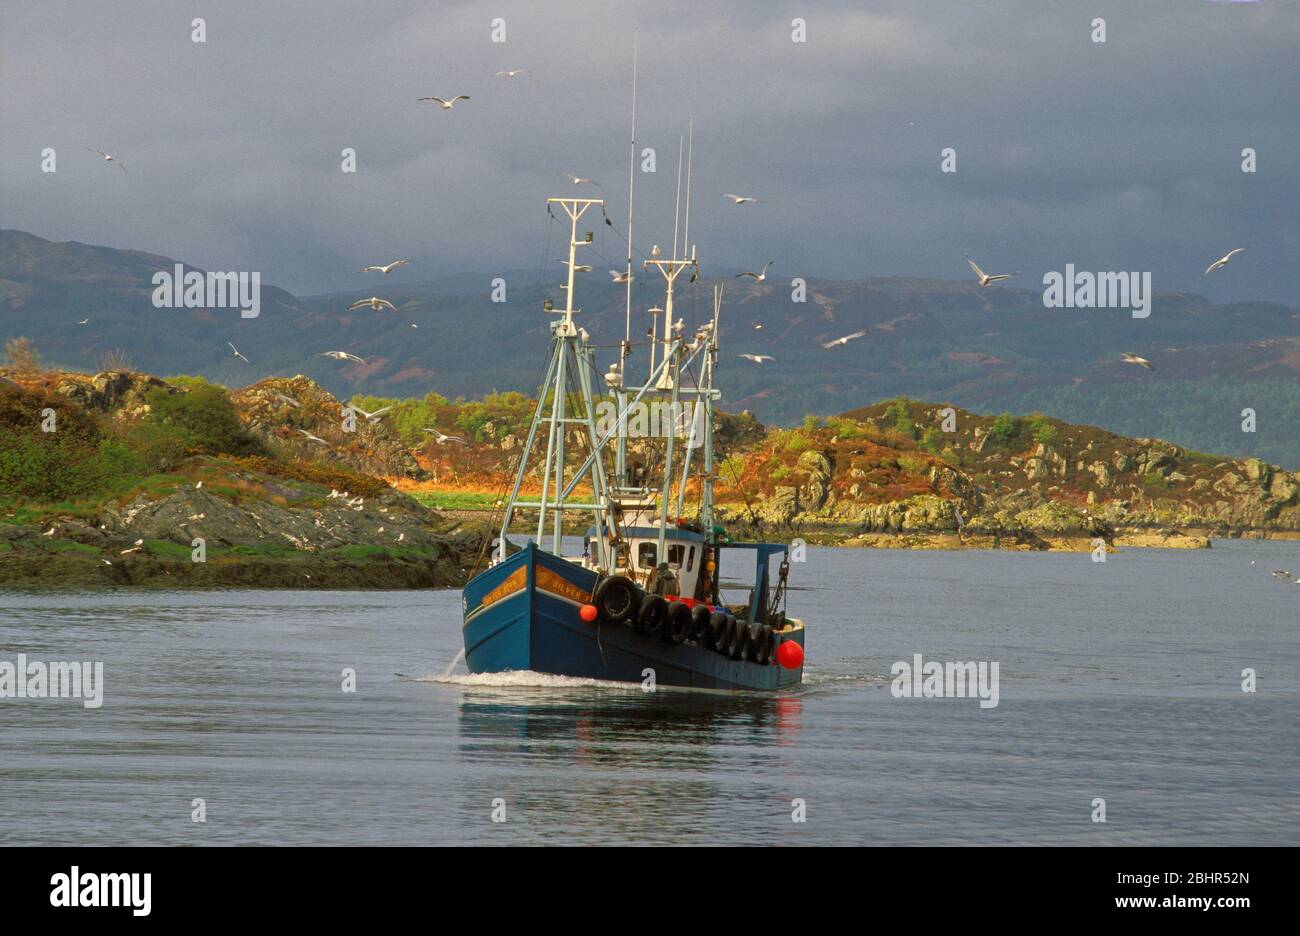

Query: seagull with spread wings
left=737, top=261, right=773, bottom=282
left=319, top=351, right=367, bottom=364
left=90, top=147, right=126, bottom=171
left=822, top=330, right=867, bottom=349
left=228, top=341, right=250, bottom=363
left=348, top=403, right=392, bottom=422
left=419, top=95, right=470, bottom=110
left=422, top=428, right=467, bottom=445
left=967, top=258, right=1017, bottom=287
left=722, top=193, right=760, bottom=205
left=738, top=353, right=775, bottom=364
left=349, top=297, right=397, bottom=312
left=359, top=260, right=412, bottom=274
left=1120, top=351, right=1154, bottom=370
left=1203, top=248, right=1245, bottom=277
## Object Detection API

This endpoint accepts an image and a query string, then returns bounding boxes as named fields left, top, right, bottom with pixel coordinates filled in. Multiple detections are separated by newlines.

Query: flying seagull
left=272, top=391, right=301, bottom=408
left=1120, top=351, right=1153, bottom=370
left=722, top=193, right=759, bottom=205
left=348, top=403, right=392, bottom=422
left=752, top=322, right=764, bottom=330
left=560, top=173, right=599, bottom=186
left=822, top=330, right=868, bottom=349
left=1203, top=248, right=1245, bottom=277
left=359, top=260, right=412, bottom=274
left=495, top=69, right=528, bottom=78
left=78, top=318, right=89, bottom=325
left=90, top=147, right=126, bottom=171
left=738, top=353, right=775, bottom=364
left=609, top=270, right=633, bottom=284
left=556, top=260, right=593, bottom=272
left=349, top=297, right=397, bottom=312
left=737, top=261, right=773, bottom=282
left=422, top=428, right=467, bottom=445
left=319, top=351, right=367, bottom=364
left=419, top=95, right=470, bottom=110
left=967, top=258, right=1017, bottom=286
left=297, top=429, right=330, bottom=446
left=228, top=341, right=250, bottom=363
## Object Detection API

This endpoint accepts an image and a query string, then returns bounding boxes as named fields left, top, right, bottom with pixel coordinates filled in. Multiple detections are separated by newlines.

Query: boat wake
left=413, top=669, right=639, bottom=691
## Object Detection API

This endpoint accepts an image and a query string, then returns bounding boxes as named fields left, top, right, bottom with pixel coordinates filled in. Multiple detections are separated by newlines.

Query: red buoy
left=579, top=603, right=599, bottom=623
left=776, top=640, right=804, bottom=670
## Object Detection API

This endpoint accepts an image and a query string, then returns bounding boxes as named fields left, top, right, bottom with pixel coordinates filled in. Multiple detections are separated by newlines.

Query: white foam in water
left=440, top=648, right=465, bottom=677
left=418, top=669, right=637, bottom=691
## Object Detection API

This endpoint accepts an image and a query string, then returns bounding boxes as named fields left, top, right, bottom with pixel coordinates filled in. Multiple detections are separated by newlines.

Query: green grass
left=143, top=539, right=194, bottom=559
left=408, top=490, right=500, bottom=510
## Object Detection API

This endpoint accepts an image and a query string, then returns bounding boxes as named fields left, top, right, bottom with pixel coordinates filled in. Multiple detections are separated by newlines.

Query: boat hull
left=462, top=543, right=803, bottom=691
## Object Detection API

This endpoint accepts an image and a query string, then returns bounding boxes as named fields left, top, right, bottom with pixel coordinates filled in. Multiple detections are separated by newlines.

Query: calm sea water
left=1, top=540, right=1296, bottom=846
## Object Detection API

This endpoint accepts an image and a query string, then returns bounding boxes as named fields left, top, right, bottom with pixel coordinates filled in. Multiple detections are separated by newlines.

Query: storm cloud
left=2, top=0, right=1297, bottom=300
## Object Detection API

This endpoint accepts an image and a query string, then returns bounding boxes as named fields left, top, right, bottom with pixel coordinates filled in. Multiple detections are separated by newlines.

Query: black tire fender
left=635, top=593, right=669, bottom=636
left=593, top=575, right=639, bottom=625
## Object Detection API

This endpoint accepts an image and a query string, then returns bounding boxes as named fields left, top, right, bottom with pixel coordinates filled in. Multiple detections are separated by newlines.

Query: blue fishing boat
left=460, top=171, right=806, bottom=691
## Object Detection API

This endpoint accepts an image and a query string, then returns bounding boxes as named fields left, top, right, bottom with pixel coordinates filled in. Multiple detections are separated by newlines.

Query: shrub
left=988, top=412, right=1020, bottom=444
left=145, top=384, right=264, bottom=458
left=3, top=337, right=40, bottom=373
left=1023, top=413, right=1058, bottom=445
left=883, top=399, right=916, bottom=439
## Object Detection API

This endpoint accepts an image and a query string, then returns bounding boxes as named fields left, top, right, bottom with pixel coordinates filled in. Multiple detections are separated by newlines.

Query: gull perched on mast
left=419, top=95, right=470, bottom=110
left=966, top=258, right=1017, bottom=286
left=359, top=259, right=412, bottom=274
left=1203, top=248, right=1245, bottom=277
left=349, top=297, right=397, bottom=312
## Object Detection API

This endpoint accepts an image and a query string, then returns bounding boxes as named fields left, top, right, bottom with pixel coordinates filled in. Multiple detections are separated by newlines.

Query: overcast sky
left=2, top=0, right=1297, bottom=301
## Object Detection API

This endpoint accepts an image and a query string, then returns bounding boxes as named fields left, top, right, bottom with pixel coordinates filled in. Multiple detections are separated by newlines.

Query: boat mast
left=616, top=32, right=638, bottom=491
left=496, top=197, right=616, bottom=568
left=644, top=132, right=698, bottom=557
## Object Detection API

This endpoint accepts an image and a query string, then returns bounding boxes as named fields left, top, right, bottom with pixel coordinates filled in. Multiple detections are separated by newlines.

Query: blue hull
left=462, top=542, right=803, bottom=692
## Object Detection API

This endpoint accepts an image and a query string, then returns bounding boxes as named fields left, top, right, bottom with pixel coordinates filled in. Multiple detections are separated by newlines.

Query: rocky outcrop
left=51, top=371, right=176, bottom=418
left=232, top=375, right=426, bottom=481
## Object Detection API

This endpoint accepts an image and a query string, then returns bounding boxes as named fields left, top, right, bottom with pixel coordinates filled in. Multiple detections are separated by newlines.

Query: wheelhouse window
left=686, top=546, right=695, bottom=572
left=667, top=545, right=685, bottom=569
left=637, top=542, right=657, bottom=568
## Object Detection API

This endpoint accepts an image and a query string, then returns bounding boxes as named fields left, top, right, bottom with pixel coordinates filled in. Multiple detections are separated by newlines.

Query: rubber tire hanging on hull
left=664, top=601, right=692, bottom=644
left=635, top=593, right=669, bottom=637
left=690, top=604, right=713, bottom=644
left=593, top=575, right=639, bottom=625
left=707, top=612, right=730, bottom=652
left=729, top=617, right=751, bottom=661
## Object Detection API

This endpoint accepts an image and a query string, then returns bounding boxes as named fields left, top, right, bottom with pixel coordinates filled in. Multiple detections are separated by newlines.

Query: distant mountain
left=4, top=229, right=1299, bottom=466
